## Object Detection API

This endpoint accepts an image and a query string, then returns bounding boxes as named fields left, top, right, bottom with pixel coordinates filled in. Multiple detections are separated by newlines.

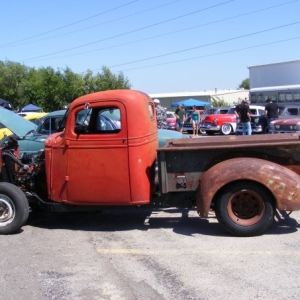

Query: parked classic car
left=199, top=107, right=235, bottom=135
left=19, top=112, right=48, bottom=125
left=166, top=111, right=176, bottom=130
left=269, top=118, right=300, bottom=133
left=236, top=104, right=300, bottom=134
left=0, top=122, right=13, bottom=139
left=0, top=107, right=37, bottom=142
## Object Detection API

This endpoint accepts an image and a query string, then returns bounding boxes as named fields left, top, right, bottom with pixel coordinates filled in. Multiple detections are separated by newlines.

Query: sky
left=1, top=0, right=300, bottom=94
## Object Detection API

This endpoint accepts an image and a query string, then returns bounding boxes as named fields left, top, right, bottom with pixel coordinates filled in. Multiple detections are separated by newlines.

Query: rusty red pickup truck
left=1, top=90, right=300, bottom=236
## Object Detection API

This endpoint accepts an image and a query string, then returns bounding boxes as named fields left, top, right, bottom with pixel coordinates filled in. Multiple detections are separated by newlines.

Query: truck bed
left=157, top=134, right=300, bottom=193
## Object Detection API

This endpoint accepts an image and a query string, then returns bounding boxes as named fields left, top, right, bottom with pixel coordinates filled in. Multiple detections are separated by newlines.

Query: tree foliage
left=239, top=78, right=250, bottom=90
left=0, top=60, right=131, bottom=111
left=210, top=96, right=229, bottom=107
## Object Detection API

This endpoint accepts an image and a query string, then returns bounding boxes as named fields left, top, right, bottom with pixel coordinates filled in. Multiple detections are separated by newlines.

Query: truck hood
left=0, top=106, right=37, bottom=138
left=158, top=129, right=187, bottom=147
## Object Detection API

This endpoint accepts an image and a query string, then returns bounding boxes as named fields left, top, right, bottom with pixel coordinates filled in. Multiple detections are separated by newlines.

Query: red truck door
left=64, top=103, right=131, bottom=204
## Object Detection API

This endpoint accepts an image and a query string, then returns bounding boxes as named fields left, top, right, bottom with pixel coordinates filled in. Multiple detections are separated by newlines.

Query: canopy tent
left=171, top=98, right=212, bottom=107
left=0, top=97, right=13, bottom=110
left=21, top=103, right=43, bottom=112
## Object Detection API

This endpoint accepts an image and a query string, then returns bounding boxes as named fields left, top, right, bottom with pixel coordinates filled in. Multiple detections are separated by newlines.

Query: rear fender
left=197, top=157, right=300, bottom=217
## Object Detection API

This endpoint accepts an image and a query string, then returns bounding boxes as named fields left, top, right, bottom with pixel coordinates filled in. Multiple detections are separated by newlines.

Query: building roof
left=248, top=59, right=300, bottom=69
left=250, top=84, right=300, bottom=92
left=149, top=89, right=247, bottom=98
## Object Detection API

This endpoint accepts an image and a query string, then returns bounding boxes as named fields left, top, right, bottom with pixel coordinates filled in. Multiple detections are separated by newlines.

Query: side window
left=148, top=103, right=154, bottom=119
left=75, top=107, right=120, bottom=134
left=50, top=116, right=64, bottom=133
left=38, top=118, right=50, bottom=134
left=37, top=116, right=63, bottom=134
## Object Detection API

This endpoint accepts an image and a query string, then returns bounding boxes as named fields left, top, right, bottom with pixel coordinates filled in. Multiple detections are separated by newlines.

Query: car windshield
left=58, top=109, right=69, bottom=132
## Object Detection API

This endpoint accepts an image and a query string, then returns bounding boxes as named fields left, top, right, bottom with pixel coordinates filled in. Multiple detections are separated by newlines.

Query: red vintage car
left=270, top=118, right=300, bottom=133
left=199, top=107, right=237, bottom=135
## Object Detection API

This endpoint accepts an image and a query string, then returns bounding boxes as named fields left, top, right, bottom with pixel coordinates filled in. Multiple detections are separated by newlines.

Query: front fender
left=197, top=157, right=300, bottom=217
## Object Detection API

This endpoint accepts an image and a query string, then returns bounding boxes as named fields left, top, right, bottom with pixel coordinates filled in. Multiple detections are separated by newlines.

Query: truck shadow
left=25, top=207, right=300, bottom=237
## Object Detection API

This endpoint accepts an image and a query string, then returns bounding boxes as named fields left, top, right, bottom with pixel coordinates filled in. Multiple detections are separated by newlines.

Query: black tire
left=0, top=182, right=29, bottom=234
left=220, top=123, right=232, bottom=135
left=215, top=181, right=275, bottom=237
left=199, top=129, right=206, bottom=135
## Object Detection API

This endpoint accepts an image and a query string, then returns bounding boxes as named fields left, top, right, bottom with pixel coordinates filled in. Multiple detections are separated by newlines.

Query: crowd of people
left=154, top=96, right=279, bottom=135
left=154, top=98, right=202, bottom=135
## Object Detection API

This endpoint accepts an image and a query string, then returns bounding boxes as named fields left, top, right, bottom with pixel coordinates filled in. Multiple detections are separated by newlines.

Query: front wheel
left=0, top=183, right=29, bottom=234
left=215, top=181, right=275, bottom=236
left=220, top=123, right=232, bottom=135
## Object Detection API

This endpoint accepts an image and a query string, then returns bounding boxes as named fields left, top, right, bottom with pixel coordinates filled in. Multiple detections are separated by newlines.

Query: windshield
left=58, top=108, right=69, bottom=132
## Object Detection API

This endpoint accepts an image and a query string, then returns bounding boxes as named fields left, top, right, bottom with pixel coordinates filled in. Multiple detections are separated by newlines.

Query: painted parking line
left=97, top=249, right=300, bottom=255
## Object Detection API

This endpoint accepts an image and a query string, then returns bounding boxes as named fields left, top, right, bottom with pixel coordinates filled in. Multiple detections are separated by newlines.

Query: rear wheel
left=0, top=183, right=29, bottom=234
left=215, top=181, right=274, bottom=236
left=220, top=123, right=232, bottom=135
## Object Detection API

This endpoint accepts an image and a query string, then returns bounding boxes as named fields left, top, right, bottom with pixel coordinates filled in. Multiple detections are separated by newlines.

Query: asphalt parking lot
left=1, top=207, right=300, bottom=299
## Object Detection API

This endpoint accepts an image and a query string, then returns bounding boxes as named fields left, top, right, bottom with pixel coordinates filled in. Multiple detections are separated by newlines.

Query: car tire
left=215, top=181, right=275, bottom=237
left=220, top=123, right=232, bottom=135
left=0, top=182, right=29, bottom=234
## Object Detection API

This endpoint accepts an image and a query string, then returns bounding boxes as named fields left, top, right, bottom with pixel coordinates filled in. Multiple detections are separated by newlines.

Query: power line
left=0, top=0, right=184, bottom=49
left=118, top=36, right=300, bottom=72
left=104, top=21, right=300, bottom=69
left=25, top=0, right=300, bottom=64
left=23, top=0, right=234, bottom=62
left=0, top=0, right=139, bottom=47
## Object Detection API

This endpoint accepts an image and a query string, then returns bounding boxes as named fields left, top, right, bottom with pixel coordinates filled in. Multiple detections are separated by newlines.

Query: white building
left=248, top=60, right=300, bottom=104
left=149, top=89, right=249, bottom=110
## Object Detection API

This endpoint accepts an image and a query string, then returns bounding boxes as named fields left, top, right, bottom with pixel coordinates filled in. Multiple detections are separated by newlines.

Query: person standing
left=153, top=99, right=167, bottom=129
left=265, top=98, right=279, bottom=133
left=191, top=105, right=201, bottom=136
left=239, top=100, right=252, bottom=135
left=234, top=100, right=242, bottom=135
left=175, top=104, right=185, bottom=133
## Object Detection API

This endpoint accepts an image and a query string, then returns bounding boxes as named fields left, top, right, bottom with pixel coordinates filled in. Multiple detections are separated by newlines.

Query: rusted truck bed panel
left=157, top=134, right=300, bottom=193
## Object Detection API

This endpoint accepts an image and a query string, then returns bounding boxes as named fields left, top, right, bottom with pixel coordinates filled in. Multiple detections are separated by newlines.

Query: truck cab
left=44, top=90, right=158, bottom=205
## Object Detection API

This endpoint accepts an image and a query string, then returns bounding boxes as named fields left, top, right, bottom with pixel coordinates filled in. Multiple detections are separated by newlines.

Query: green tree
left=0, top=60, right=132, bottom=111
left=210, top=96, right=229, bottom=107
left=239, top=78, right=250, bottom=90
